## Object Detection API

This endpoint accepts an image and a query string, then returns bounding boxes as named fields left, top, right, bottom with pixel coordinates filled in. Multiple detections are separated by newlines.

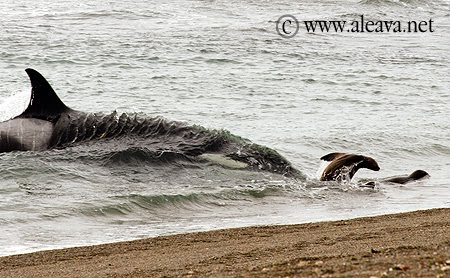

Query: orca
left=0, top=118, right=53, bottom=151
left=0, top=69, right=77, bottom=152
left=0, top=69, right=301, bottom=178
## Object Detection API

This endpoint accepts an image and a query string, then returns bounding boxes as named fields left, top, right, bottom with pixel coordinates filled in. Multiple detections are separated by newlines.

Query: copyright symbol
left=276, top=14, right=299, bottom=39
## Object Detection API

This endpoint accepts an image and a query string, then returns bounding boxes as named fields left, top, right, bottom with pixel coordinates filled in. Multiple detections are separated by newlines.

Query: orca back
left=15, top=69, right=71, bottom=122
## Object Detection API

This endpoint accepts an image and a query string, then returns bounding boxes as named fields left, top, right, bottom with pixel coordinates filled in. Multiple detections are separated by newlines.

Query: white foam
left=316, top=160, right=330, bottom=180
left=0, top=90, right=31, bottom=122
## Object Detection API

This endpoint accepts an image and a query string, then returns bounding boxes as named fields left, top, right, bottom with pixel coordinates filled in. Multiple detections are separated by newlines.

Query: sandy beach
left=0, top=208, right=449, bottom=278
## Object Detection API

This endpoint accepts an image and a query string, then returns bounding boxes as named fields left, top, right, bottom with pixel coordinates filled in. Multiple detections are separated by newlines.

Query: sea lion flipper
left=320, top=152, right=346, bottom=161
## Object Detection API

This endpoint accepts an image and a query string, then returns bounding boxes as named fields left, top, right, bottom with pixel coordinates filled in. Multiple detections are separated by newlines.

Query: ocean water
left=0, top=0, right=449, bottom=256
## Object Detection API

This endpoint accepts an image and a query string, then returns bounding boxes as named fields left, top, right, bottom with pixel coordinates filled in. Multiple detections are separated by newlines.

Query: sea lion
left=381, top=170, right=430, bottom=184
left=320, top=152, right=380, bottom=182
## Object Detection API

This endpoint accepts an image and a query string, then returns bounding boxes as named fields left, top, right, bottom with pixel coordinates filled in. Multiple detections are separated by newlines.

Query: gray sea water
left=0, top=0, right=449, bottom=256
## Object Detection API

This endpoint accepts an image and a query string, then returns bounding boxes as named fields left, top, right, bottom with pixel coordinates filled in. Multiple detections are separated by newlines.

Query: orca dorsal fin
left=16, top=68, right=71, bottom=122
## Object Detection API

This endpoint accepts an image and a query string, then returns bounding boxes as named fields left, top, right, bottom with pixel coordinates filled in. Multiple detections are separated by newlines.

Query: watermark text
left=276, top=14, right=435, bottom=38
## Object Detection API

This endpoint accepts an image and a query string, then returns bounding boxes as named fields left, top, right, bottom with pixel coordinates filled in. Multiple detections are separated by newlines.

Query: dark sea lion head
left=409, top=170, right=429, bottom=180
left=359, top=156, right=380, bottom=171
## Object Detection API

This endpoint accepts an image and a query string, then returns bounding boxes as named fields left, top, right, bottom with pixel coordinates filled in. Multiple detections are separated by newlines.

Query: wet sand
left=0, top=208, right=449, bottom=277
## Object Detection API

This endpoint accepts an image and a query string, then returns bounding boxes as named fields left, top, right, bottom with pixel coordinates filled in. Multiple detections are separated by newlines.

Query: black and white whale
left=0, top=68, right=301, bottom=177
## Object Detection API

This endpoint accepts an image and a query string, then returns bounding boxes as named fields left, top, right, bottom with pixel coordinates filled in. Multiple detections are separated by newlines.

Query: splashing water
left=0, top=90, right=30, bottom=122
left=0, top=0, right=449, bottom=256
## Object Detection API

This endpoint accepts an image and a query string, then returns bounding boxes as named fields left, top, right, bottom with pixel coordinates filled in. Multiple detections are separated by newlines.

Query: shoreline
left=1, top=208, right=449, bottom=277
